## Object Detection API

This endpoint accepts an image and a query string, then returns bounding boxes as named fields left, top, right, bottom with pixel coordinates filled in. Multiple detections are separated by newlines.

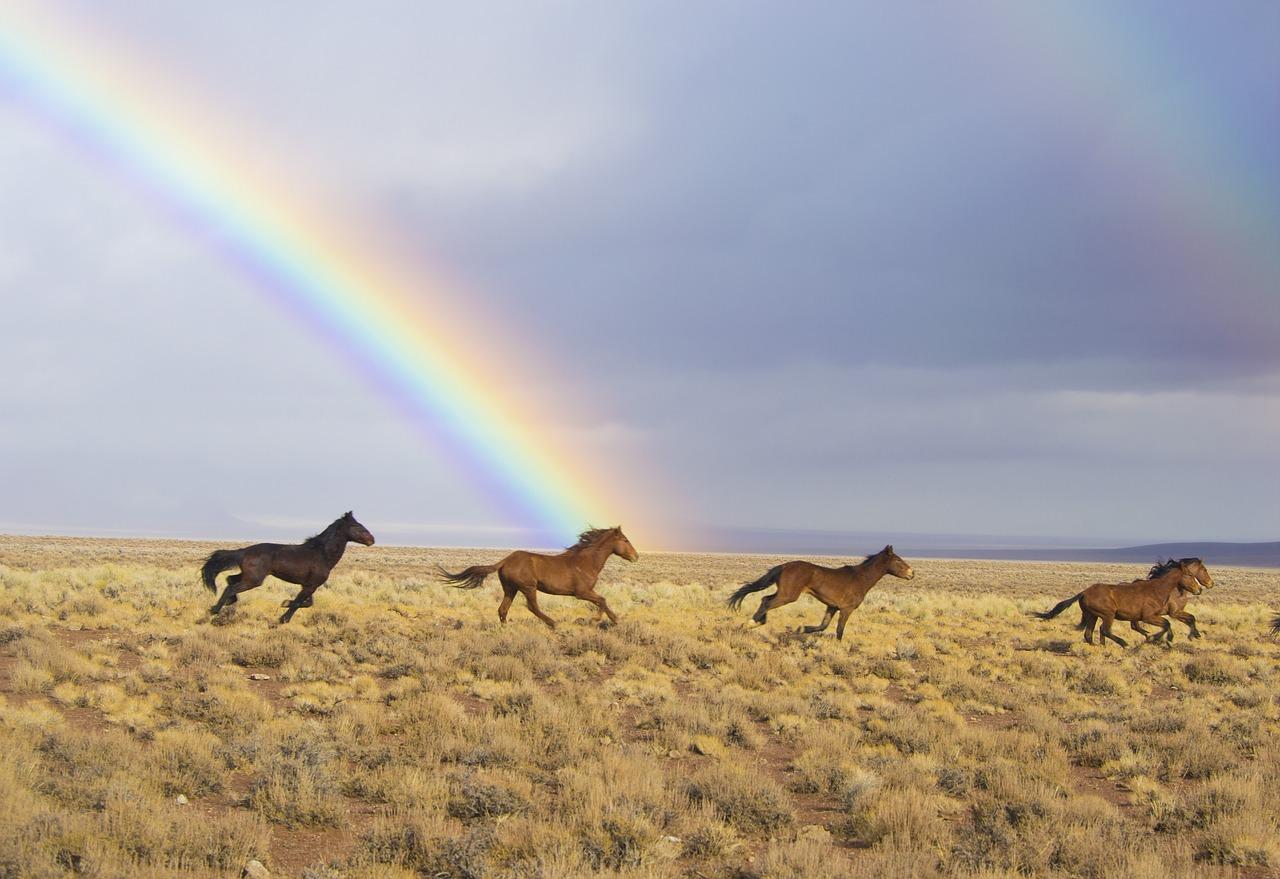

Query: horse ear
left=885, top=544, right=894, bottom=553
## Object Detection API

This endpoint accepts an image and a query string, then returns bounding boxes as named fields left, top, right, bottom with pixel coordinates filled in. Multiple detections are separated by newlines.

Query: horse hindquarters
left=211, top=549, right=276, bottom=615
left=754, top=579, right=803, bottom=624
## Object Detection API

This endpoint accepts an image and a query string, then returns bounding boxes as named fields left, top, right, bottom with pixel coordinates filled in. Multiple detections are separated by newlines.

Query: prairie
left=0, top=534, right=1277, bottom=878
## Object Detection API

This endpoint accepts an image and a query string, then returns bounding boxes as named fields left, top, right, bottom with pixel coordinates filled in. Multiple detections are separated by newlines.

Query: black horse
left=202, top=512, right=375, bottom=623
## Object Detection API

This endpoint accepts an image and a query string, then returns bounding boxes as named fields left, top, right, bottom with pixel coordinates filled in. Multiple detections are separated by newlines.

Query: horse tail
left=201, top=549, right=245, bottom=593
left=1270, top=612, right=1280, bottom=637
left=727, top=565, right=784, bottom=611
left=1031, top=592, right=1084, bottom=621
left=436, top=562, right=501, bottom=590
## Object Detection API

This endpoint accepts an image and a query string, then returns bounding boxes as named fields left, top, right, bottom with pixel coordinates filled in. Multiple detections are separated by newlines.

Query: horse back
left=783, top=561, right=861, bottom=603
left=1081, top=578, right=1166, bottom=619
left=241, top=542, right=285, bottom=557
left=244, top=543, right=328, bottom=585
left=778, top=560, right=828, bottom=586
left=501, top=550, right=570, bottom=587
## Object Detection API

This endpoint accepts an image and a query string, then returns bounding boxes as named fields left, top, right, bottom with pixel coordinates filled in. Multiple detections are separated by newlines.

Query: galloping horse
left=727, top=545, right=916, bottom=640
left=1144, top=558, right=1215, bottom=640
left=437, top=526, right=638, bottom=628
left=202, top=512, right=375, bottom=623
left=1032, top=559, right=1206, bottom=647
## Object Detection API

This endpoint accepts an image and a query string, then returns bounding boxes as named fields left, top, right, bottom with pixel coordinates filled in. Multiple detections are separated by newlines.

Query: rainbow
left=0, top=5, right=618, bottom=544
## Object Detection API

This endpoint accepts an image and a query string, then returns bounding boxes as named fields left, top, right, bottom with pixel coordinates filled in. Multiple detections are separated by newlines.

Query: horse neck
left=1150, top=570, right=1184, bottom=600
left=316, top=528, right=349, bottom=566
left=573, top=540, right=615, bottom=577
left=867, top=554, right=891, bottom=580
left=851, top=554, right=889, bottom=590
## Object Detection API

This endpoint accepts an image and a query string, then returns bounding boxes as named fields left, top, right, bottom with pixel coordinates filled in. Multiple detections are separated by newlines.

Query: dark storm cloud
left=388, top=2, right=1279, bottom=383
left=1, top=1, right=1276, bottom=543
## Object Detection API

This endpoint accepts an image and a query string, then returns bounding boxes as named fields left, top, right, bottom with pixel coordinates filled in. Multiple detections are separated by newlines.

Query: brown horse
left=727, top=545, right=916, bottom=640
left=1138, top=558, right=1215, bottom=641
left=437, top=526, right=638, bottom=628
left=202, top=512, right=375, bottom=623
left=1032, top=559, right=1206, bottom=647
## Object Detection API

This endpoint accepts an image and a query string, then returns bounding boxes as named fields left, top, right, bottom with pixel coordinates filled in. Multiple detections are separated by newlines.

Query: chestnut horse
left=1032, top=559, right=1206, bottom=647
left=437, top=526, right=638, bottom=628
left=727, top=545, right=916, bottom=640
left=1139, top=558, right=1215, bottom=641
left=202, top=512, right=375, bottom=623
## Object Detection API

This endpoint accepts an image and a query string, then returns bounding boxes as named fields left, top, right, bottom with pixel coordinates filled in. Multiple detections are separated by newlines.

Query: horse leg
left=802, top=606, right=837, bottom=634
left=521, top=588, right=557, bottom=629
left=279, top=584, right=319, bottom=624
left=211, top=572, right=260, bottom=615
left=1132, top=620, right=1173, bottom=643
left=211, top=580, right=237, bottom=614
left=752, top=593, right=774, bottom=624
left=1100, top=616, right=1127, bottom=648
left=835, top=607, right=854, bottom=641
left=222, top=573, right=243, bottom=606
left=1137, top=616, right=1172, bottom=645
left=497, top=583, right=517, bottom=624
left=581, top=590, right=618, bottom=626
left=1171, top=610, right=1200, bottom=639
left=755, top=589, right=799, bottom=625
left=1082, top=612, right=1097, bottom=645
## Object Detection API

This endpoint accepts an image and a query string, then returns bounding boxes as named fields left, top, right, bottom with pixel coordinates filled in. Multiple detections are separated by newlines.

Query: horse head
left=341, top=511, right=376, bottom=546
left=1183, top=558, right=1214, bottom=590
left=881, top=545, right=915, bottom=581
left=1175, top=560, right=1204, bottom=595
left=610, top=526, right=639, bottom=563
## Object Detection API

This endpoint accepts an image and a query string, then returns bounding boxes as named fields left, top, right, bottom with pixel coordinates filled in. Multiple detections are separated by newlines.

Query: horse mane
left=570, top=526, right=618, bottom=550
left=1148, top=557, right=1199, bottom=579
left=303, top=513, right=350, bottom=548
left=844, top=550, right=880, bottom=568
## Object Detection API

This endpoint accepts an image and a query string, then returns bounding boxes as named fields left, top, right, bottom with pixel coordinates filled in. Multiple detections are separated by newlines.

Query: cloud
left=1, top=1, right=1276, bottom=543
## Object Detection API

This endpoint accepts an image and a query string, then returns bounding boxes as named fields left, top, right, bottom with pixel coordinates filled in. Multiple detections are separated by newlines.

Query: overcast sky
left=1, top=1, right=1277, bottom=548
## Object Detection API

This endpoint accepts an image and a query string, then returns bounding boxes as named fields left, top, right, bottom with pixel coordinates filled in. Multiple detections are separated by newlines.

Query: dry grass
left=0, top=534, right=1276, bottom=878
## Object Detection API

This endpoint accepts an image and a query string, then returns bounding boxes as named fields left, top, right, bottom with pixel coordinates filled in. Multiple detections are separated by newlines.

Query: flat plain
left=0, top=535, right=1277, bottom=879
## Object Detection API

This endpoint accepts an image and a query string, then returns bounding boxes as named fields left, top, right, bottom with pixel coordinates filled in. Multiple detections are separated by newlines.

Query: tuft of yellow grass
left=0, top=535, right=1275, bottom=877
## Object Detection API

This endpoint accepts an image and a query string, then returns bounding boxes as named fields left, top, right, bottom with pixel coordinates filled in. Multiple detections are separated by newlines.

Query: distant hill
left=674, top=527, right=1280, bottom=568
left=908, top=541, right=1280, bottom=568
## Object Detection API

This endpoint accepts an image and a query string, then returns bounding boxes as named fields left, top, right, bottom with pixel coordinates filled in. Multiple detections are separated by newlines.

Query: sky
left=1, top=1, right=1277, bottom=549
